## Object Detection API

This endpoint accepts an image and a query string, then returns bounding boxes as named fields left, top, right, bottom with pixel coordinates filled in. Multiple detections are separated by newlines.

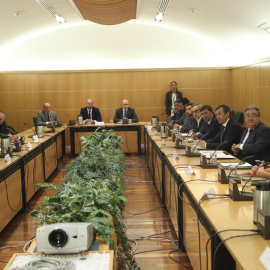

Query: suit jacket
left=197, top=115, right=220, bottom=140
left=37, top=110, right=60, bottom=126
left=165, top=90, right=182, bottom=116
left=205, top=118, right=243, bottom=153
left=190, top=117, right=205, bottom=133
left=113, top=108, right=138, bottom=123
left=171, top=110, right=184, bottom=121
left=237, top=122, right=270, bottom=164
left=177, top=115, right=193, bottom=132
left=80, top=107, right=102, bottom=122
left=0, top=121, right=9, bottom=136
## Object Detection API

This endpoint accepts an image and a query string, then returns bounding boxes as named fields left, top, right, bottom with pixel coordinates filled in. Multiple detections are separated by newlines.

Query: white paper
left=219, top=162, right=252, bottom=168
left=200, top=151, right=235, bottom=159
left=95, top=122, right=104, bottom=125
left=154, top=130, right=157, bottom=135
left=260, top=246, right=270, bottom=270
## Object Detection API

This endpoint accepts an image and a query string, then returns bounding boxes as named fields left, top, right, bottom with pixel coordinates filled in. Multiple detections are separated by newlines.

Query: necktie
left=47, top=114, right=50, bottom=121
left=88, top=109, right=92, bottom=119
left=207, top=123, right=210, bottom=132
left=124, top=110, right=127, bottom=118
left=188, top=117, right=191, bottom=126
left=220, top=125, right=225, bottom=143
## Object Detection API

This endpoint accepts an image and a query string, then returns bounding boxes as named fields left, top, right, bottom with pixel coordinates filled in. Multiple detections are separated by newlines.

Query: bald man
left=80, top=99, right=102, bottom=123
left=37, top=103, right=61, bottom=125
left=113, top=99, right=138, bottom=123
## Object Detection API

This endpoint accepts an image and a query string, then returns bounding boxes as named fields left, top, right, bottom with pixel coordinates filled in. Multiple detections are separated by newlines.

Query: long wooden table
left=144, top=127, right=270, bottom=270
left=0, top=127, right=65, bottom=233
left=70, top=122, right=148, bottom=155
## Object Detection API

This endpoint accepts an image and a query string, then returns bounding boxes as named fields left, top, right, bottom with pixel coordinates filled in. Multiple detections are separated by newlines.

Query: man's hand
left=165, top=115, right=171, bottom=122
left=231, top=144, right=240, bottom=153
left=85, top=119, right=95, bottom=123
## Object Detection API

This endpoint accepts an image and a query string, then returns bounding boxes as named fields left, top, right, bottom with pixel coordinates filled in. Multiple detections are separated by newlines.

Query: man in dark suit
left=174, top=103, right=194, bottom=132
left=192, top=105, right=220, bottom=140
left=189, top=103, right=205, bottom=134
left=113, top=99, right=138, bottom=123
left=0, top=110, right=18, bottom=140
left=37, top=103, right=61, bottom=125
left=80, top=99, right=102, bottom=123
left=198, top=104, right=243, bottom=153
left=231, top=105, right=270, bottom=165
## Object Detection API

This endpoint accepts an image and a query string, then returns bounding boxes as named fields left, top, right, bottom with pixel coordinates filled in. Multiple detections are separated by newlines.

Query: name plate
left=32, top=135, right=38, bottom=142
left=4, top=154, right=11, bottom=162
left=185, top=165, right=194, bottom=175
left=173, top=151, right=179, bottom=160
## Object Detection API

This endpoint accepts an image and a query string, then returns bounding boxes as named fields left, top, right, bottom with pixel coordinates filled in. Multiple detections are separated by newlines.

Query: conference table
left=0, top=126, right=65, bottom=233
left=0, top=122, right=147, bottom=235
left=144, top=127, right=270, bottom=270
left=69, top=121, right=148, bottom=155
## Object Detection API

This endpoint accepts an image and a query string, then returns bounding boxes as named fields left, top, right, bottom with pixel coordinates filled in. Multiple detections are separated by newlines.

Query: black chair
left=233, top=111, right=244, bottom=124
left=6, top=126, right=16, bottom=134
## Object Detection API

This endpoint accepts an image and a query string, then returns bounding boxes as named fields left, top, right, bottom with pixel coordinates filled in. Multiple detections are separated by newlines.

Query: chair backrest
left=233, top=111, right=244, bottom=124
left=33, top=117, right=38, bottom=126
left=6, top=126, right=16, bottom=134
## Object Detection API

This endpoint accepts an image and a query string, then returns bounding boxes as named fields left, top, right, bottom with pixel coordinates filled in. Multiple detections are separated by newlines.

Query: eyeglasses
left=244, top=114, right=259, bottom=119
left=192, top=109, right=199, bottom=113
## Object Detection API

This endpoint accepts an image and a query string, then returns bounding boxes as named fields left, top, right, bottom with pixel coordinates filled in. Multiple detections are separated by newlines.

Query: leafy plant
left=31, top=128, right=140, bottom=269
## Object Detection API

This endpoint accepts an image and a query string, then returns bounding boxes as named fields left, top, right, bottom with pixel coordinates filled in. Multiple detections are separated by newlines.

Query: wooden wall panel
left=0, top=68, right=231, bottom=132
left=231, top=61, right=270, bottom=126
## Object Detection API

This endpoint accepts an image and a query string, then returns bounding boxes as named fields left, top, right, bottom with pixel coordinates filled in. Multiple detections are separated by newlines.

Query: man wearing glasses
left=231, top=105, right=270, bottom=165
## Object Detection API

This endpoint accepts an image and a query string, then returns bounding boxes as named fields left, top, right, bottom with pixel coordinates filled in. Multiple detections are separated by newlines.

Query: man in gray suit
left=37, top=103, right=61, bottom=126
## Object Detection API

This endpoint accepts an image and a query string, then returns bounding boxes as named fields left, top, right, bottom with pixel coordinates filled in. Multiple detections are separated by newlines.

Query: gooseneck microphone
left=24, top=122, right=36, bottom=138
left=208, top=141, right=229, bottom=164
left=227, top=155, right=255, bottom=178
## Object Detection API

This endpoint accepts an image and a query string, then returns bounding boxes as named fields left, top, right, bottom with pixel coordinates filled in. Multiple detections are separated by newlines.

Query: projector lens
left=49, top=229, right=68, bottom=247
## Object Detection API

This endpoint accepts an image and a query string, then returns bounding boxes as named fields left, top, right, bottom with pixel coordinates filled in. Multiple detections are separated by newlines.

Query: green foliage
left=31, top=128, right=140, bottom=269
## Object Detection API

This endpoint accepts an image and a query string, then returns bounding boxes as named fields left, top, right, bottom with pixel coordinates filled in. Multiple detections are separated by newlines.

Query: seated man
left=80, top=99, right=102, bottom=124
left=113, top=99, right=138, bottom=123
left=167, top=98, right=190, bottom=127
left=174, top=103, right=194, bottom=132
left=189, top=103, right=205, bottom=134
left=197, top=104, right=243, bottom=153
left=37, top=103, right=61, bottom=126
left=192, top=105, right=220, bottom=140
left=0, top=111, right=18, bottom=140
left=231, top=105, right=270, bottom=165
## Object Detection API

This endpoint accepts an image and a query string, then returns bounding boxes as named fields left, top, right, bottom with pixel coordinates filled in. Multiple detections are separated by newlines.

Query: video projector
left=36, top=222, right=93, bottom=254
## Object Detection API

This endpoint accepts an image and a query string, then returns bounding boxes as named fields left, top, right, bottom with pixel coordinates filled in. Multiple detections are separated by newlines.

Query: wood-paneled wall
left=231, top=60, right=270, bottom=126
left=0, top=68, right=231, bottom=132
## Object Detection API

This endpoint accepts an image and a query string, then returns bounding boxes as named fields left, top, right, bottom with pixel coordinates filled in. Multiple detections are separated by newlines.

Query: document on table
left=200, top=151, right=235, bottom=159
left=219, top=162, right=252, bottom=169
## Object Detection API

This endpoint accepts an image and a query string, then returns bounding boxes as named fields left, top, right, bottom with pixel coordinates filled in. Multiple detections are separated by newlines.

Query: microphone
left=242, top=162, right=270, bottom=193
left=24, top=122, right=36, bottom=138
left=208, top=141, right=228, bottom=164
left=227, top=155, right=255, bottom=178
left=67, top=114, right=75, bottom=126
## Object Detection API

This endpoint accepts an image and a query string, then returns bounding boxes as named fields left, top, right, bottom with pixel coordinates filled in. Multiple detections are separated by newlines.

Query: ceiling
left=1, top=0, right=270, bottom=71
